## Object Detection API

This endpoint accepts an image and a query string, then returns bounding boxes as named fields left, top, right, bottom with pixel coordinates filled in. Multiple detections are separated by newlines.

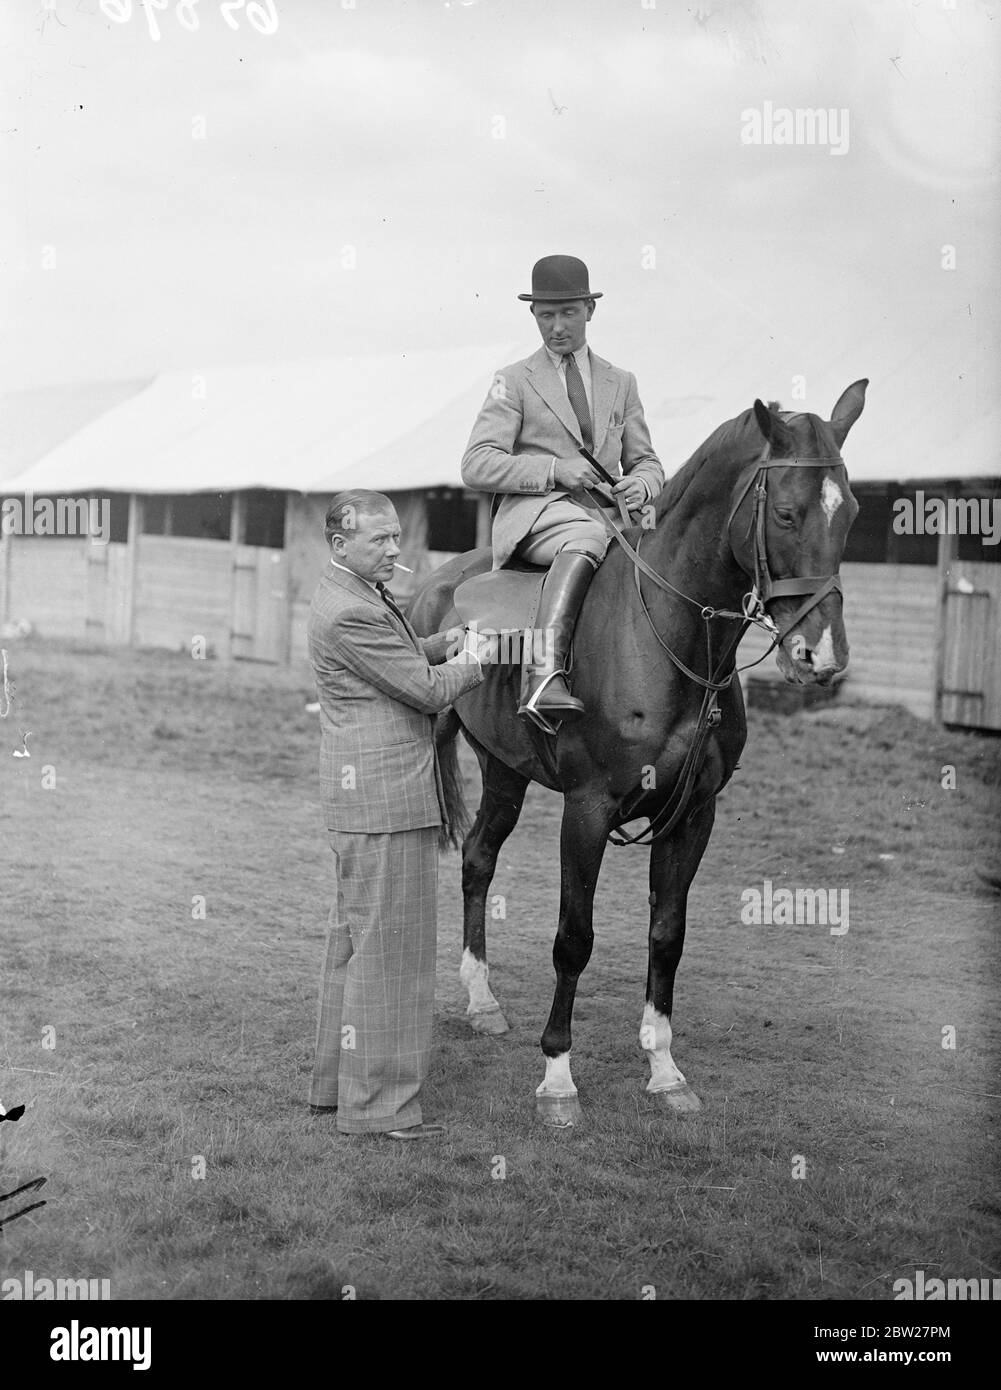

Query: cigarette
left=393, top=562, right=413, bottom=572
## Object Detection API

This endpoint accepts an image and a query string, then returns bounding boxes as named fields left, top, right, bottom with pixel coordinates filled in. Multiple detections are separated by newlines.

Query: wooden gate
left=231, top=545, right=290, bottom=663
left=938, top=560, right=1001, bottom=730
left=85, top=542, right=133, bottom=644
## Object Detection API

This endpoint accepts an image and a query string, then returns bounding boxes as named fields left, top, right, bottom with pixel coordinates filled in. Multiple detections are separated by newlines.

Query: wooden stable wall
left=939, top=557, right=1001, bottom=730
left=0, top=500, right=291, bottom=663
left=0, top=488, right=483, bottom=666
left=131, top=535, right=235, bottom=657
left=1, top=535, right=90, bottom=638
left=738, top=562, right=939, bottom=719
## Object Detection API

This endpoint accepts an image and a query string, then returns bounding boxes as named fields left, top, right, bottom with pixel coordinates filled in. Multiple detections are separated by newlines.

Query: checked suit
left=307, top=564, right=483, bottom=1133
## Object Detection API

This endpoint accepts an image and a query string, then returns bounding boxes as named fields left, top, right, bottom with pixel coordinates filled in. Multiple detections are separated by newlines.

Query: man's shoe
left=383, top=1123, right=446, bottom=1140
left=308, top=1104, right=338, bottom=1116
left=518, top=550, right=598, bottom=734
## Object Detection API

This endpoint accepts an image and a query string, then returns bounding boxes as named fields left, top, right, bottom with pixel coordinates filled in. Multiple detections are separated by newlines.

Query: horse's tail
left=436, top=706, right=470, bottom=853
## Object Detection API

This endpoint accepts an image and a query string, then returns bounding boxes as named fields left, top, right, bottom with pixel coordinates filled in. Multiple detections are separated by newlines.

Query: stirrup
left=518, top=670, right=584, bottom=736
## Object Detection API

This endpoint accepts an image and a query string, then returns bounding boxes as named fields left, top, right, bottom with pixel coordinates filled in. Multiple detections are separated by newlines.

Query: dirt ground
left=1, top=638, right=998, bottom=1300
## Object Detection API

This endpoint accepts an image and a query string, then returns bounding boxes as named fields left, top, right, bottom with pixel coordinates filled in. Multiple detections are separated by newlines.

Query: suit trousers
left=309, top=826, right=439, bottom=1133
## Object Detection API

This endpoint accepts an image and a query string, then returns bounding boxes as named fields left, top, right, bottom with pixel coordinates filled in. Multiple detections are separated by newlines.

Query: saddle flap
left=453, top=569, right=545, bottom=636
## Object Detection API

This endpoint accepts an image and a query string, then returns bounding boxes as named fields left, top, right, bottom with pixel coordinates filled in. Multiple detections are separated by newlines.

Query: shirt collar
left=545, top=343, right=589, bottom=372
left=330, top=559, right=379, bottom=592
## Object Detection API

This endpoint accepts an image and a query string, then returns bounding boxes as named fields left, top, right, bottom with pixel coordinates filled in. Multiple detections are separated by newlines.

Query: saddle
left=452, top=557, right=548, bottom=663
left=452, top=485, right=625, bottom=649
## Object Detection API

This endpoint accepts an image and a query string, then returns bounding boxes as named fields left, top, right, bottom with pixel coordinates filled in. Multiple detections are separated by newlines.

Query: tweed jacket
left=461, top=345, right=664, bottom=568
left=308, top=565, right=482, bottom=833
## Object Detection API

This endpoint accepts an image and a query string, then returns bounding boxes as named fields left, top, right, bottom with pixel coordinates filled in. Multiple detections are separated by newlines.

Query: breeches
left=517, top=496, right=610, bottom=565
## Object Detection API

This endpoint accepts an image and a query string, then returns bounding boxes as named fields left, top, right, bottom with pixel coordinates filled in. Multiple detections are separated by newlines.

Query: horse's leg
left=536, top=796, right=613, bottom=1127
left=459, top=749, right=529, bottom=1036
left=641, top=798, right=717, bottom=1114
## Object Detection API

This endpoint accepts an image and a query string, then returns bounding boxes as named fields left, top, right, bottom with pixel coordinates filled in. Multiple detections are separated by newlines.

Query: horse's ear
left=753, top=399, right=792, bottom=449
left=829, top=379, right=868, bottom=447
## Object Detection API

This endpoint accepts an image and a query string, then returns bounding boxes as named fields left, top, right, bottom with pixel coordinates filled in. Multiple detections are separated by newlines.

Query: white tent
left=3, top=330, right=997, bottom=493
left=0, top=345, right=518, bottom=495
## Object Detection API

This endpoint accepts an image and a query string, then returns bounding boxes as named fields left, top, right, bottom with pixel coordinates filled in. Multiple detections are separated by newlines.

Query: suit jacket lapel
left=325, top=565, right=421, bottom=653
left=525, top=346, right=582, bottom=444
left=589, top=351, right=617, bottom=458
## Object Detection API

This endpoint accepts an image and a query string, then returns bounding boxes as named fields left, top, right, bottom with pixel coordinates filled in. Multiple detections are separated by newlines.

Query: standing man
left=461, top=255, right=664, bottom=732
left=307, top=489, right=492, bottom=1140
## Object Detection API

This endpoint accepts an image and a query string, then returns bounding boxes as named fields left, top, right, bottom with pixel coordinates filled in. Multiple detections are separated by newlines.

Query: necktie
left=376, top=582, right=408, bottom=626
left=563, top=352, right=593, bottom=450
left=378, top=581, right=425, bottom=664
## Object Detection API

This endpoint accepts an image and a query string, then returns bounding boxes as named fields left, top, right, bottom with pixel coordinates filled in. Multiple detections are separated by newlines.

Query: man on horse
left=461, top=254, right=664, bottom=731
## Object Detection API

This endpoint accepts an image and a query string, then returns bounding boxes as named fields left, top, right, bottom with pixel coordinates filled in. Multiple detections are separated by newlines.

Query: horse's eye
left=775, top=508, right=795, bottom=525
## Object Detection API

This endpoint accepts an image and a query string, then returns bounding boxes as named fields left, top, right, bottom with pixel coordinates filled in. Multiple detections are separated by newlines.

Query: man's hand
left=475, top=631, right=500, bottom=665
left=554, top=457, right=602, bottom=491
left=460, top=627, right=500, bottom=666
left=611, top=475, right=648, bottom=511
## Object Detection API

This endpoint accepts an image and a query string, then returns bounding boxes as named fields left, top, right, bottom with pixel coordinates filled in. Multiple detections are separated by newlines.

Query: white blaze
left=821, top=475, right=844, bottom=527
left=811, top=624, right=837, bottom=672
left=640, top=1002, right=688, bottom=1093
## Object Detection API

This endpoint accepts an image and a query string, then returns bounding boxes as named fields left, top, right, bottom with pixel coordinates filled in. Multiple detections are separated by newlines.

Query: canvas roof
left=0, top=347, right=522, bottom=495
left=0, top=377, right=153, bottom=484
left=1, top=335, right=998, bottom=494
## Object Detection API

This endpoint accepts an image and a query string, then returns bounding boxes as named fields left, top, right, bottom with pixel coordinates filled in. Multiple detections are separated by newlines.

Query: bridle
left=575, top=439, right=849, bottom=845
left=725, top=440, right=845, bottom=645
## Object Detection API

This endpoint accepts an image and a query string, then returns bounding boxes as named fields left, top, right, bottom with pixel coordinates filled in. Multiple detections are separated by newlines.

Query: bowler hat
left=517, top=255, right=602, bottom=302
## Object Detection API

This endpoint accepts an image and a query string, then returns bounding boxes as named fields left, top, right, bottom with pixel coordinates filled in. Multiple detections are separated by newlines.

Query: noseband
left=726, top=440, right=846, bottom=646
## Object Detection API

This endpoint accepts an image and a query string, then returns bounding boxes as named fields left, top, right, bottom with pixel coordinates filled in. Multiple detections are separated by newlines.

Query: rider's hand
left=553, top=457, right=602, bottom=491
left=611, top=476, right=648, bottom=511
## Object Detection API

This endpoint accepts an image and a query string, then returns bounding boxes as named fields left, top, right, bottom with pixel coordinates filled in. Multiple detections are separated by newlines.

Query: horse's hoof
left=650, top=1085, right=702, bottom=1115
left=535, top=1093, right=583, bottom=1128
left=469, top=1008, right=510, bottom=1036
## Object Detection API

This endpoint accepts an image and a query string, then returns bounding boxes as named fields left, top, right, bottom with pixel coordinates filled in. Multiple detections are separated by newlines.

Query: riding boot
left=518, top=550, right=598, bottom=735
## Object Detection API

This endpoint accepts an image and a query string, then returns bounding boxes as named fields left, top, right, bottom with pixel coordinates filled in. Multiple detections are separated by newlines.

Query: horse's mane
left=653, top=405, right=761, bottom=521
left=652, top=400, right=833, bottom=522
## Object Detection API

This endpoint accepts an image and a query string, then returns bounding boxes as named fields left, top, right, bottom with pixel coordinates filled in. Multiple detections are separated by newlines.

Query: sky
left=1, top=0, right=998, bottom=478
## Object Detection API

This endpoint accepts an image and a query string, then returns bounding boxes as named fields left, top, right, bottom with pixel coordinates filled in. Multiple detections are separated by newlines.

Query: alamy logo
left=892, top=492, right=1000, bottom=546
left=0, top=492, right=110, bottom=545
left=741, top=100, right=850, bottom=156
left=740, top=878, right=849, bottom=935
left=894, top=1269, right=1001, bottom=1300
left=2, top=1269, right=111, bottom=1300
left=445, top=624, right=554, bottom=666
left=50, top=1320, right=151, bottom=1371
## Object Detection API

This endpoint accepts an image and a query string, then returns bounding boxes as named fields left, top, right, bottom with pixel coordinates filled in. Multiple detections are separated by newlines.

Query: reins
left=576, top=441, right=847, bottom=845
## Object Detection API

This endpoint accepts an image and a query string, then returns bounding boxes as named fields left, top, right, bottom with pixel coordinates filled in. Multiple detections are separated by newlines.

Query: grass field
left=1, top=638, right=999, bottom=1300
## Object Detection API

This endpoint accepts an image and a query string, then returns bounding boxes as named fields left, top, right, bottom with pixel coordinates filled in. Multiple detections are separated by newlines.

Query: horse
left=408, top=382, right=867, bottom=1126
